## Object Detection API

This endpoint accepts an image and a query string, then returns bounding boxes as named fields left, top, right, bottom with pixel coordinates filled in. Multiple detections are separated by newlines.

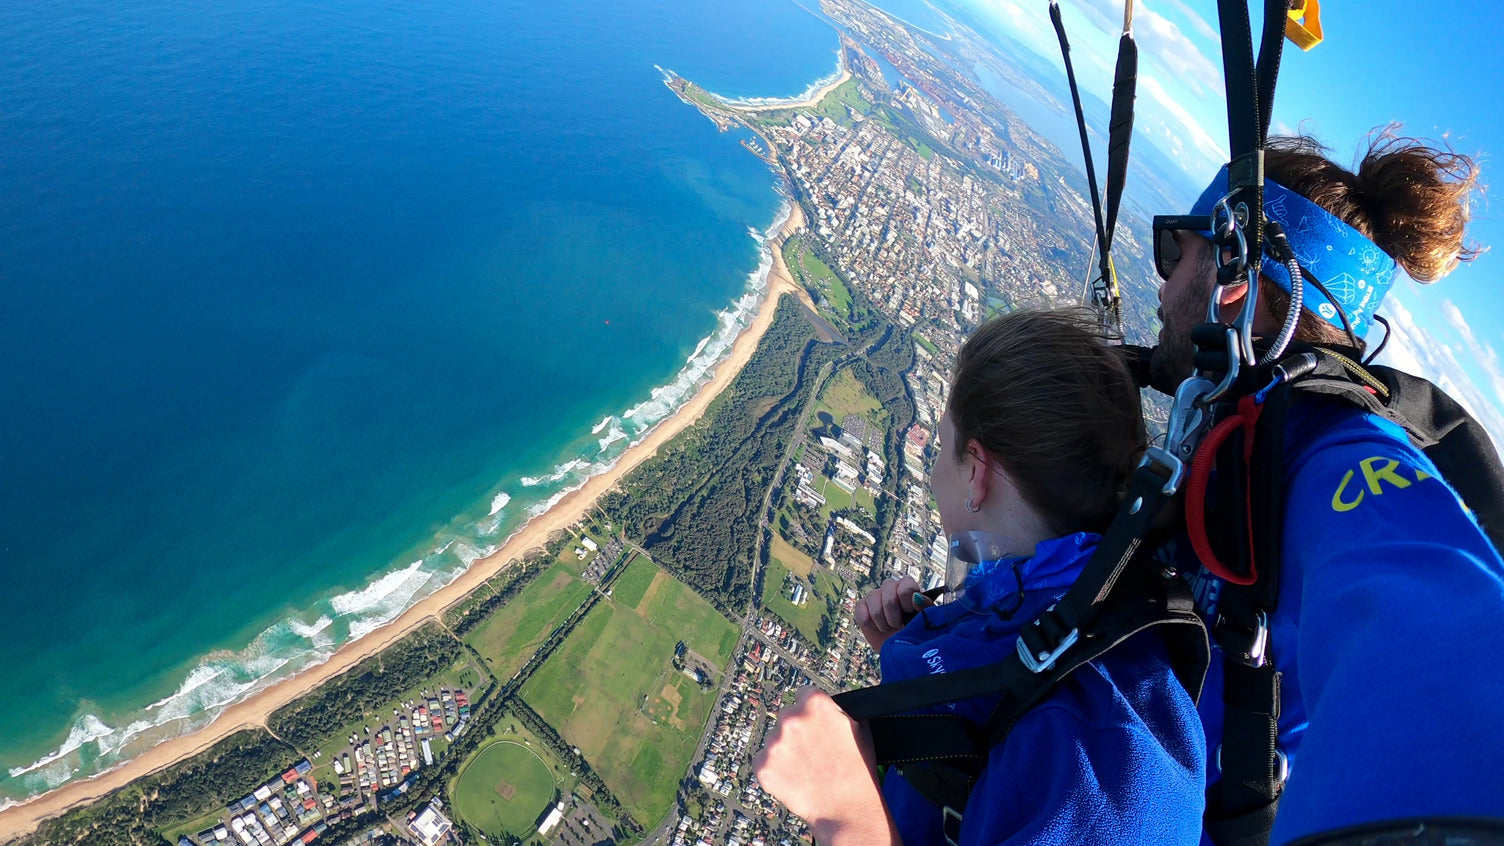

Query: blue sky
left=952, top=0, right=1504, bottom=449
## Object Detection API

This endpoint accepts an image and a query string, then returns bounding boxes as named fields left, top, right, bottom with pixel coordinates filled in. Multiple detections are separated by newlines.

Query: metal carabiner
left=1200, top=197, right=1260, bottom=403
left=1165, top=374, right=1216, bottom=462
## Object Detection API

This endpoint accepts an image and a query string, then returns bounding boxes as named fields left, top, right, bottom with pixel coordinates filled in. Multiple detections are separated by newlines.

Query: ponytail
left=1266, top=129, right=1483, bottom=283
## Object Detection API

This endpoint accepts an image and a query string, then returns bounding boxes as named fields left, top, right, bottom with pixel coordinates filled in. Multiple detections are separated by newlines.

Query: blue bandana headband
left=1189, top=165, right=1397, bottom=338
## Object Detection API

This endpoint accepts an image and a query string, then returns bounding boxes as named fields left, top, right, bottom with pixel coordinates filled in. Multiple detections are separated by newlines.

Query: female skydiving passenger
left=753, top=308, right=1205, bottom=845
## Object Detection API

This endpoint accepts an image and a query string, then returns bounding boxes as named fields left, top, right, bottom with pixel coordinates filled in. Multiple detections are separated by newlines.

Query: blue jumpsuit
left=879, top=533, right=1206, bottom=845
left=1183, top=396, right=1504, bottom=843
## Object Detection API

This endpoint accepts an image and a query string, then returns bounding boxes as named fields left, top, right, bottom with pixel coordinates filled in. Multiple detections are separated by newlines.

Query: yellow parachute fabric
left=1286, top=0, right=1323, bottom=50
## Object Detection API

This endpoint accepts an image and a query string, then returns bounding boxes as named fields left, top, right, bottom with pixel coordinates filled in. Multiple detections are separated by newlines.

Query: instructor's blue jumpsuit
left=1182, top=397, right=1504, bottom=843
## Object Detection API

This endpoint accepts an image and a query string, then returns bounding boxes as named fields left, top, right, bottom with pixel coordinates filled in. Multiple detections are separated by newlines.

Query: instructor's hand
left=752, top=687, right=900, bottom=846
left=855, top=575, right=922, bottom=652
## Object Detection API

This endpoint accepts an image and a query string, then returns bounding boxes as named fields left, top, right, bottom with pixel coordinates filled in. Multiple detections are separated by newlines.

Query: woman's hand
left=855, top=575, right=923, bottom=652
left=752, top=687, right=900, bottom=846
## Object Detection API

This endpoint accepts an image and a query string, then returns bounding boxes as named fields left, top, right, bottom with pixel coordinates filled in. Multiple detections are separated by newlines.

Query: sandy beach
left=0, top=204, right=812, bottom=843
left=726, top=67, right=851, bottom=113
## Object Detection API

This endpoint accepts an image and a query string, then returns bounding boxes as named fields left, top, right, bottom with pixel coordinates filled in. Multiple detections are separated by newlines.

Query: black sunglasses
left=1152, top=215, right=1212, bottom=282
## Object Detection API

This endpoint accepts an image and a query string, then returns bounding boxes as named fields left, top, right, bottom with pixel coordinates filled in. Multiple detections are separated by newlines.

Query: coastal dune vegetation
left=599, top=295, right=839, bottom=613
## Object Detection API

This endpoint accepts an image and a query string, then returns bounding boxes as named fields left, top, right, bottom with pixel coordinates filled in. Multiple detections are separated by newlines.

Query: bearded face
left=1149, top=234, right=1218, bottom=395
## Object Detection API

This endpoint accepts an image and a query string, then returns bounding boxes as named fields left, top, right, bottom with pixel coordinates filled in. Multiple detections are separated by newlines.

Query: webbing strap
left=1102, top=4, right=1138, bottom=254
left=1200, top=375, right=1291, bottom=846
left=989, top=571, right=1209, bottom=746
left=1049, top=2, right=1109, bottom=261
left=1254, top=0, right=1288, bottom=144
left=1018, top=458, right=1179, bottom=663
left=1217, top=0, right=1261, bottom=161
left=866, top=713, right=981, bottom=767
left=1215, top=661, right=1283, bottom=813
left=1049, top=1, right=1135, bottom=333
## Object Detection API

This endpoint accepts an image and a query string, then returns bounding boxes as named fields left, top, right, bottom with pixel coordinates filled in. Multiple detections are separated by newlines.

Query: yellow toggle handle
left=1286, top=0, right=1323, bottom=50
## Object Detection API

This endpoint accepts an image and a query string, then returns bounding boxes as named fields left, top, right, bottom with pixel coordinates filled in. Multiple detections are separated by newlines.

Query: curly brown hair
left=1262, top=130, right=1484, bottom=346
left=948, top=308, right=1146, bottom=535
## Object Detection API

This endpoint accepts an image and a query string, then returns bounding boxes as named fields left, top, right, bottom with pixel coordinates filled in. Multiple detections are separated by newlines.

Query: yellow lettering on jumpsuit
left=1332, top=456, right=1433, bottom=512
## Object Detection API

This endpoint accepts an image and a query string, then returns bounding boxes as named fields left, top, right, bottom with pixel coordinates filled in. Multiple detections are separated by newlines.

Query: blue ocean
left=0, top=0, right=842, bottom=803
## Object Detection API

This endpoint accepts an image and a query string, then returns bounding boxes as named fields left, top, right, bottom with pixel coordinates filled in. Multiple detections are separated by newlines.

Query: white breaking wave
left=520, top=458, right=588, bottom=487
left=591, top=416, right=612, bottom=435
left=334, top=561, right=435, bottom=641
left=477, top=512, right=504, bottom=536
left=449, top=542, right=496, bottom=568
left=710, top=50, right=844, bottom=108
left=144, top=665, right=225, bottom=712
left=597, top=419, right=628, bottom=452
left=290, top=615, right=336, bottom=649
left=329, top=560, right=425, bottom=617
left=7, top=715, right=112, bottom=778
left=488, top=492, right=512, bottom=516
left=289, top=615, right=334, bottom=640
left=524, top=489, right=573, bottom=521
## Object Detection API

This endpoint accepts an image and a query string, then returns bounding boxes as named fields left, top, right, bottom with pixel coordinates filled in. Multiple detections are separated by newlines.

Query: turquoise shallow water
left=0, top=0, right=839, bottom=802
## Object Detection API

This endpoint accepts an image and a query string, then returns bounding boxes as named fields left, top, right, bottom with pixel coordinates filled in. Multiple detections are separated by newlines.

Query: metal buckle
left=1017, top=623, right=1079, bottom=673
left=1139, top=446, right=1185, bottom=497
left=1216, top=745, right=1290, bottom=787
left=1202, top=325, right=1244, bottom=404
left=1164, top=375, right=1215, bottom=462
left=1217, top=609, right=1271, bottom=668
left=941, top=806, right=964, bottom=846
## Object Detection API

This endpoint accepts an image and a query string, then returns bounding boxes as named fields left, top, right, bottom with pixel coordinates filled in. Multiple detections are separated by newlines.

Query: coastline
left=724, top=66, right=850, bottom=112
left=0, top=203, right=812, bottom=844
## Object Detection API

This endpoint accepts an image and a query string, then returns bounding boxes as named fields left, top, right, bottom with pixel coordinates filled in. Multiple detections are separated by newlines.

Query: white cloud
left=1156, top=0, right=1220, bottom=43
left=964, top=0, right=1230, bottom=179
left=1376, top=296, right=1504, bottom=457
left=1134, top=1, right=1225, bottom=100
left=1439, top=298, right=1504, bottom=409
left=967, top=0, right=1064, bottom=64
left=1139, top=72, right=1228, bottom=172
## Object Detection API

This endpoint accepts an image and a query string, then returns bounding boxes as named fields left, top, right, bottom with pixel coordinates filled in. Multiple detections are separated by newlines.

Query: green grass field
left=451, top=739, right=561, bottom=839
left=818, top=476, right=854, bottom=518
left=760, top=560, right=827, bottom=644
left=818, top=369, right=882, bottom=421
left=608, top=554, right=656, bottom=609
left=799, top=249, right=851, bottom=315
left=463, top=561, right=595, bottom=681
left=770, top=532, right=816, bottom=578
left=853, top=486, right=877, bottom=514
left=521, top=560, right=735, bottom=827
left=811, top=77, right=873, bottom=127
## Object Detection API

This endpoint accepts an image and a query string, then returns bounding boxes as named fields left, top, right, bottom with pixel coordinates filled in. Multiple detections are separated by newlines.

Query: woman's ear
left=965, top=439, right=995, bottom=506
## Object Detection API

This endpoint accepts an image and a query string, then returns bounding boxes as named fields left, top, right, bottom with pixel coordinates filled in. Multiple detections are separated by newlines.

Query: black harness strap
left=1049, top=0, right=1136, bottom=333
left=836, top=567, right=1207, bottom=813
left=1049, top=1, right=1109, bottom=267
left=1200, top=365, right=1288, bottom=844
left=1102, top=19, right=1137, bottom=256
left=1018, top=453, right=1182, bottom=663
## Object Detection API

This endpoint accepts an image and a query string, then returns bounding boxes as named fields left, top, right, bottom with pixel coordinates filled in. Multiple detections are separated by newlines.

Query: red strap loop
left=1185, top=396, right=1264, bottom=586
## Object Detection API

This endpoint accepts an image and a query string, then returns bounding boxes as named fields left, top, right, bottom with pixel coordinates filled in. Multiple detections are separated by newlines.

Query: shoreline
left=724, top=66, right=851, bottom=113
left=0, top=204, right=812, bottom=844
